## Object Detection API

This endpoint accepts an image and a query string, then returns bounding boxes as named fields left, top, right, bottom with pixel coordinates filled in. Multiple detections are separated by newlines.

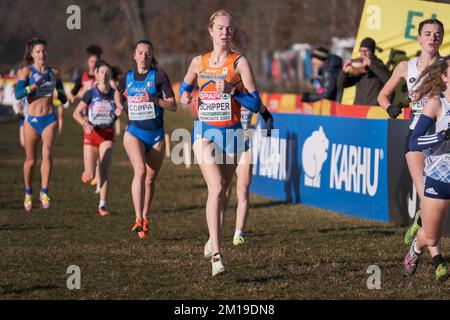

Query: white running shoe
left=204, top=239, right=212, bottom=259
left=211, top=253, right=225, bottom=276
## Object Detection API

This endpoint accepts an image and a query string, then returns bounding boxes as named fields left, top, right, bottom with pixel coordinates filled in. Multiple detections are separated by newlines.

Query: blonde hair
left=208, top=10, right=244, bottom=53
left=411, top=55, right=450, bottom=102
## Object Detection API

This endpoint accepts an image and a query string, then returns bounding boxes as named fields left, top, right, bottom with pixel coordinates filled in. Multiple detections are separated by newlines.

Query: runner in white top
left=377, top=18, right=444, bottom=258
left=403, top=56, right=450, bottom=282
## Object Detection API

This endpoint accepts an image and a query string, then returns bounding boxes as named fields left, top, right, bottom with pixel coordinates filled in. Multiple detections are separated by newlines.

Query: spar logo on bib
left=198, top=91, right=232, bottom=122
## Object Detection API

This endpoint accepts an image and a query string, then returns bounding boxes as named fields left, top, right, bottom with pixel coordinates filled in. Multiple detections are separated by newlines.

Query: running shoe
left=39, top=192, right=51, bottom=209
left=211, top=253, right=225, bottom=277
left=131, top=218, right=143, bottom=233
left=81, top=171, right=89, bottom=184
left=204, top=239, right=212, bottom=259
left=138, top=218, right=149, bottom=239
left=24, top=194, right=32, bottom=212
left=435, top=263, right=449, bottom=282
left=403, top=240, right=422, bottom=276
left=90, top=176, right=97, bottom=186
left=233, top=235, right=245, bottom=246
left=404, top=210, right=422, bottom=246
left=98, top=206, right=109, bottom=216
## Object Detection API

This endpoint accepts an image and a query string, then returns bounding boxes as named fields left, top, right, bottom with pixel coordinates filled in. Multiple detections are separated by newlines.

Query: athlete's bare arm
left=377, top=60, right=408, bottom=110
left=421, top=95, right=442, bottom=120
left=73, top=99, right=89, bottom=127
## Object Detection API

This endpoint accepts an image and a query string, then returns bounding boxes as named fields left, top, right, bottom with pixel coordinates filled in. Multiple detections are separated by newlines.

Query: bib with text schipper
left=198, top=91, right=232, bottom=122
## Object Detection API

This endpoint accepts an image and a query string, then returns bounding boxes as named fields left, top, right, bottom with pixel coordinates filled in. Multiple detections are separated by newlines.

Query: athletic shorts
left=26, top=112, right=57, bottom=135
left=192, top=120, right=246, bottom=154
left=127, top=123, right=164, bottom=150
left=84, top=127, right=115, bottom=148
left=423, top=176, right=450, bottom=200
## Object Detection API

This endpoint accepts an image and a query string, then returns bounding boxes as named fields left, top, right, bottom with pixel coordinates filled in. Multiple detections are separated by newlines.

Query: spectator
left=337, top=37, right=390, bottom=105
left=302, top=47, right=342, bottom=102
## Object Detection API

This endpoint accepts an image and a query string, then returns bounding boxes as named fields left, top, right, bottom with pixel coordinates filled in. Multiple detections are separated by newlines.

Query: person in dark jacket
left=302, top=47, right=342, bottom=102
left=337, top=37, right=390, bottom=105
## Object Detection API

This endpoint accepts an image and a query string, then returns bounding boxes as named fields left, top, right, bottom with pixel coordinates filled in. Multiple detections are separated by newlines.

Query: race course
left=1, top=107, right=450, bottom=299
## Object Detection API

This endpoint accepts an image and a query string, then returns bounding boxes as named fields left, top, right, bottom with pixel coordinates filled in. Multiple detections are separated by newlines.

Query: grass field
left=1, top=106, right=450, bottom=300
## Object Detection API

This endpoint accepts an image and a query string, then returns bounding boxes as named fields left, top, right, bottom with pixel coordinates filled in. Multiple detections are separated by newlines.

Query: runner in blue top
left=403, top=56, right=450, bottom=282
left=115, top=40, right=176, bottom=239
left=15, top=37, right=67, bottom=211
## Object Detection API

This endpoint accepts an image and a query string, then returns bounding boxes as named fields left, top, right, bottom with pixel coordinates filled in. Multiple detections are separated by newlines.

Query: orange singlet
left=195, top=52, right=244, bottom=127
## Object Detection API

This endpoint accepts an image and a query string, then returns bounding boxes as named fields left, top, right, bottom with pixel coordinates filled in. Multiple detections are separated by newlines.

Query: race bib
left=240, top=107, right=252, bottom=130
left=198, top=91, right=232, bottom=122
left=89, top=100, right=115, bottom=127
left=128, top=102, right=156, bottom=121
left=34, top=74, right=55, bottom=97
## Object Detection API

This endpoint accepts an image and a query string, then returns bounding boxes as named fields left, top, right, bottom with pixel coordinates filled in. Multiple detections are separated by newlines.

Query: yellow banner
left=342, top=0, right=450, bottom=104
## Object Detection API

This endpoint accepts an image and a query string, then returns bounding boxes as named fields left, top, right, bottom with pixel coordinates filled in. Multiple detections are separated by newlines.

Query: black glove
left=438, top=128, right=450, bottom=141
left=35, top=72, right=51, bottom=87
left=58, top=92, right=68, bottom=105
left=386, top=104, right=404, bottom=119
left=260, top=108, right=274, bottom=137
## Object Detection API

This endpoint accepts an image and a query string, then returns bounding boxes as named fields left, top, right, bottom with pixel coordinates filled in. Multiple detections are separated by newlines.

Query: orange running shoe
left=98, top=206, right=110, bottom=216
left=131, top=218, right=143, bottom=233
left=138, top=218, right=149, bottom=239
left=90, top=176, right=97, bottom=186
left=81, top=171, right=89, bottom=184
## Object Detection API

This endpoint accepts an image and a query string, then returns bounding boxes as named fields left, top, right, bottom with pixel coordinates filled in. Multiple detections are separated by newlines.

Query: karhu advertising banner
left=250, top=113, right=389, bottom=222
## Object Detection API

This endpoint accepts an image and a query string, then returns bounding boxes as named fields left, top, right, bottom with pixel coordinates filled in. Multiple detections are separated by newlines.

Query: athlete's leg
left=220, top=153, right=239, bottom=233
left=57, top=106, right=63, bottom=135
left=235, top=153, right=253, bottom=233
left=40, top=121, right=58, bottom=190
left=83, top=145, right=99, bottom=182
left=123, top=131, right=146, bottom=220
left=193, top=139, right=225, bottom=256
left=406, top=151, right=441, bottom=256
left=23, top=121, right=40, bottom=191
left=19, top=125, right=25, bottom=148
left=142, top=140, right=165, bottom=219
left=415, top=198, right=449, bottom=250
left=98, top=140, right=114, bottom=204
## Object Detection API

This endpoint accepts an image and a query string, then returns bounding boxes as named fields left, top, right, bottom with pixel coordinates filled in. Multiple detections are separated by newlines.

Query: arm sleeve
left=156, top=69, right=175, bottom=98
left=409, top=114, right=444, bottom=151
left=234, top=91, right=261, bottom=112
left=15, top=80, right=30, bottom=100
left=71, top=78, right=83, bottom=96
left=81, top=90, right=93, bottom=105
left=117, top=77, right=126, bottom=95
left=56, top=79, right=67, bottom=104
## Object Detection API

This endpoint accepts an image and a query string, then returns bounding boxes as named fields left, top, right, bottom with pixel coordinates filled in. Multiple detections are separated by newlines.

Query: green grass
left=1, top=107, right=450, bottom=300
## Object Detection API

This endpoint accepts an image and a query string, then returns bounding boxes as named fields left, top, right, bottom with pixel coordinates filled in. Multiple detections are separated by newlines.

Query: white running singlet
left=424, top=93, right=450, bottom=183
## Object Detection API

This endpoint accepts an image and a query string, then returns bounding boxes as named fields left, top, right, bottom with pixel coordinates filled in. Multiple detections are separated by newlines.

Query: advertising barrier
left=250, top=112, right=450, bottom=231
left=251, top=113, right=389, bottom=221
